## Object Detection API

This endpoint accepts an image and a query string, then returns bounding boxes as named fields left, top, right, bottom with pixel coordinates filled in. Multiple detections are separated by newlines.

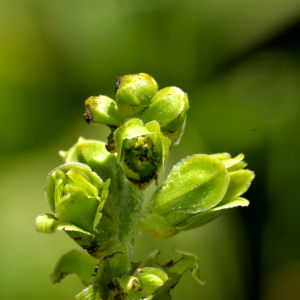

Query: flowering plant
left=36, top=73, right=254, bottom=299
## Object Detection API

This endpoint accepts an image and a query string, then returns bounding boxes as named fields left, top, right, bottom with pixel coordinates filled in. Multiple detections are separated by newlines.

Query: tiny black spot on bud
left=115, top=76, right=124, bottom=92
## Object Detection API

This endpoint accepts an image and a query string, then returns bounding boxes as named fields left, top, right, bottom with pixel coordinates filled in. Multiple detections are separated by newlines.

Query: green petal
left=227, top=161, right=247, bottom=172
left=75, top=283, right=105, bottom=300
left=67, top=168, right=100, bottom=200
left=128, top=267, right=168, bottom=300
left=45, top=162, right=103, bottom=212
left=218, top=169, right=255, bottom=206
left=84, top=96, right=124, bottom=127
left=56, top=184, right=98, bottom=233
left=114, top=119, right=149, bottom=163
left=145, top=120, right=170, bottom=169
left=92, top=252, right=130, bottom=287
left=50, top=250, right=98, bottom=286
left=93, top=179, right=111, bottom=231
left=36, top=213, right=94, bottom=247
left=60, top=138, right=118, bottom=182
left=163, top=117, right=186, bottom=147
left=210, top=152, right=231, bottom=160
left=175, top=197, right=249, bottom=231
left=148, top=154, right=230, bottom=225
left=36, top=213, right=92, bottom=235
left=220, top=153, right=245, bottom=169
left=152, top=249, right=204, bottom=300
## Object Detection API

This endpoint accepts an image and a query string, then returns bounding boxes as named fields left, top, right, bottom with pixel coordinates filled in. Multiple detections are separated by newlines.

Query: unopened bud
left=116, top=73, right=158, bottom=119
left=141, top=87, right=189, bottom=146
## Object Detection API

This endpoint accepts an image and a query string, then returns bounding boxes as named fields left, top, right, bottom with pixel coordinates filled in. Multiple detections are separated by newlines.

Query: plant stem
left=115, top=167, right=144, bottom=257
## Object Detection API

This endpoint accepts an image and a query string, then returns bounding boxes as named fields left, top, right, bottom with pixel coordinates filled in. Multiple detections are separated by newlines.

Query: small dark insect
left=114, top=76, right=124, bottom=92
left=83, top=109, right=93, bottom=124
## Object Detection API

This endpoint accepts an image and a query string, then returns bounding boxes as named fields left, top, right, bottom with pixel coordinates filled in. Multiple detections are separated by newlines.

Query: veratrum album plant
left=36, top=73, right=254, bottom=299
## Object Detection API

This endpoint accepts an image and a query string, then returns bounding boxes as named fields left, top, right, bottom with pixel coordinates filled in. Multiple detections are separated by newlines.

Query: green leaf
left=92, top=252, right=130, bottom=287
left=175, top=197, right=249, bottom=231
left=152, top=249, right=205, bottom=300
left=75, top=283, right=105, bottom=300
left=141, top=249, right=160, bottom=268
left=50, top=250, right=98, bottom=286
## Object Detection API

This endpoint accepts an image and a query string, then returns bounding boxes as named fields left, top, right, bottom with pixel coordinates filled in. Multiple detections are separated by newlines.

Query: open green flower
left=36, top=162, right=113, bottom=257
left=114, top=118, right=170, bottom=190
left=141, top=87, right=189, bottom=146
left=115, top=73, right=158, bottom=119
left=141, top=153, right=254, bottom=239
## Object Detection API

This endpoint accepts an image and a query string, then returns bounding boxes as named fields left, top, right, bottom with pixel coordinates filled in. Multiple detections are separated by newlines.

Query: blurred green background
left=1, top=0, right=300, bottom=299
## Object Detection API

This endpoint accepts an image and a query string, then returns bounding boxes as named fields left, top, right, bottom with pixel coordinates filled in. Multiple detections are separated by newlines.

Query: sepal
left=50, top=250, right=98, bottom=286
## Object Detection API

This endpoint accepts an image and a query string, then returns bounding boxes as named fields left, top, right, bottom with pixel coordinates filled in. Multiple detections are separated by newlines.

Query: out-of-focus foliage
left=1, top=0, right=300, bottom=299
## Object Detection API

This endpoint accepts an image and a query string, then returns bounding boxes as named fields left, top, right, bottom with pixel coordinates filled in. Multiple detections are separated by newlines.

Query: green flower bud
left=141, top=249, right=205, bottom=300
left=84, top=95, right=124, bottom=127
left=36, top=162, right=113, bottom=256
left=59, top=137, right=117, bottom=182
left=141, top=153, right=254, bottom=240
left=141, top=87, right=189, bottom=146
left=115, top=73, right=158, bottom=119
left=75, top=251, right=168, bottom=300
left=114, top=118, right=170, bottom=190
left=83, top=96, right=125, bottom=153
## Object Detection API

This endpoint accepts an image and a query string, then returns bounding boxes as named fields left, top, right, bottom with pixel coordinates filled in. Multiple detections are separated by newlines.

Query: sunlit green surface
left=1, top=0, right=300, bottom=299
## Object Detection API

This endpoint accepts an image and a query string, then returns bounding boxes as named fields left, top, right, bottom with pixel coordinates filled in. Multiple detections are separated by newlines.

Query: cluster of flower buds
left=83, top=73, right=189, bottom=189
left=50, top=248, right=204, bottom=300
left=36, top=73, right=254, bottom=300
